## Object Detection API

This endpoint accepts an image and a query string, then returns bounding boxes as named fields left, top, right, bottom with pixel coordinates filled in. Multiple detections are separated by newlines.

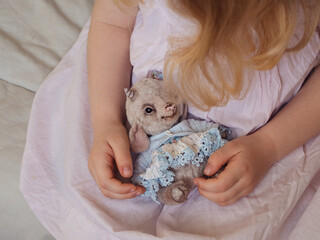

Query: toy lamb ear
left=129, top=123, right=150, bottom=153
left=179, top=103, right=188, bottom=121
left=124, top=88, right=137, bottom=101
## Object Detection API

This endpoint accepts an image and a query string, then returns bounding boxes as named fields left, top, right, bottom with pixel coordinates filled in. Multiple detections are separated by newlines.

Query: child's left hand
left=194, top=133, right=276, bottom=206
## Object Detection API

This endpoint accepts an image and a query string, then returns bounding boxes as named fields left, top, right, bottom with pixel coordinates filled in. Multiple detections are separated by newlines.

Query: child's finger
left=98, top=172, right=136, bottom=194
left=110, top=136, right=133, bottom=178
left=90, top=150, right=137, bottom=195
left=100, top=185, right=145, bottom=200
left=197, top=178, right=248, bottom=206
left=194, top=163, right=241, bottom=193
left=93, top=161, right=145, bottom=198
left=205, top=142, right=238, bottom=176
left=99, top=181, right=145, bottom=199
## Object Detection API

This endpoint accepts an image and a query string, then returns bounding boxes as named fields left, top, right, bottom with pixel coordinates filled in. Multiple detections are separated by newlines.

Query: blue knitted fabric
left=132, top=119, right=230, bottom=203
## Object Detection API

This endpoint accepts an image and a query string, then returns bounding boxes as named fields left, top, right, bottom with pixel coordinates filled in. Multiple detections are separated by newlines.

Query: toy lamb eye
left=144, top=106, right=154, bottom=114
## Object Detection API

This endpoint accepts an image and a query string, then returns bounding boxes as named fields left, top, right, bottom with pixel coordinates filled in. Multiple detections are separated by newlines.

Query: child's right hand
left=88, top=121, right=144, bottom=199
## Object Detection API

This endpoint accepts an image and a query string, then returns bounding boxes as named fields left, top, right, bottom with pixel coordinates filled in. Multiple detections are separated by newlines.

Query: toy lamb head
left=125, top=78, right=187, bottom=153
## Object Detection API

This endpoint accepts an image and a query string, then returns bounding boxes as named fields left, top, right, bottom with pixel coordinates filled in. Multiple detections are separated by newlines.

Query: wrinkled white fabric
left=0, top=0, right=93, bottom=92
left=20, top=1, right=320, bottom=240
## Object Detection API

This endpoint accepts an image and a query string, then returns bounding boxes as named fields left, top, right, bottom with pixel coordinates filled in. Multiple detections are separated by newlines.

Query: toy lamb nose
left=165, top=103, right=176, bottom=111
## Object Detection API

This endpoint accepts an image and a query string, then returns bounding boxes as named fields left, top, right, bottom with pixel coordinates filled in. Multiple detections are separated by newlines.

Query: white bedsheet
left=0, top=0, right=93, bottom=91
left=0, top=80, right=50, bottom=240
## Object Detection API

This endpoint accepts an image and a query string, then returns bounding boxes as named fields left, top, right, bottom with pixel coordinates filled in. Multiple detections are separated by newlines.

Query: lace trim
left=132, top=127, right=227, bottom=203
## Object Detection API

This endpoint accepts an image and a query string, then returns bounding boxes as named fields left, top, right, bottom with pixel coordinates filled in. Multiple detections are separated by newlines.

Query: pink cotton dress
left=20, top=1, right=320, bottom=240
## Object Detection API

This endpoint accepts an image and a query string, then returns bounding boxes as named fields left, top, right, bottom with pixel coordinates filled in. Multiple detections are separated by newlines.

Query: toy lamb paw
left=125, top=75, right=231, bottom=205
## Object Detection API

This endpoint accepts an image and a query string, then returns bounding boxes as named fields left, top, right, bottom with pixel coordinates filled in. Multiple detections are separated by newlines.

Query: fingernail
left=204, top=166, right=212, bottom=175
left=123, top=167, right=132, bottom=177
left=129, top=187, right=136, bottom=193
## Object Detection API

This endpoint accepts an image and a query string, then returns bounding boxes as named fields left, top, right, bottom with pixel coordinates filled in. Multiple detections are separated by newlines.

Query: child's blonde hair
left=116, top=0, right=320, bottom=110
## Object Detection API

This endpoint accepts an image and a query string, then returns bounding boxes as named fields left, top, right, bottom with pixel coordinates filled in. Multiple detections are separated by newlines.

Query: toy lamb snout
left=165, top=102, right=175, bottom=111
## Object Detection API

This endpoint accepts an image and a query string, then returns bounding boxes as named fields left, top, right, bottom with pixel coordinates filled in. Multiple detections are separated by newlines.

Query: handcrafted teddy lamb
left=125, top=73, right=231, bottom=205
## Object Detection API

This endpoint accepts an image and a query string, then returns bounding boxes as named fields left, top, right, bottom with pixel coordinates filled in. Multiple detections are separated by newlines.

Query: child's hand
left=194, top=133, right=276, bottom=206
left=88, top=122, right=145, bottom=199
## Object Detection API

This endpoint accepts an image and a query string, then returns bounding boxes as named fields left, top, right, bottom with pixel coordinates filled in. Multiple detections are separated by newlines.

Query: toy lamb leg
left=125, top=77, right=231, bottom=205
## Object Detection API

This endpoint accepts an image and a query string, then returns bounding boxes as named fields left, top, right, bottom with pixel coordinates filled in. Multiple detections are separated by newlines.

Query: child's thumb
left=113, top=140, right=133, bottom=178
left=204, top=143, right=234, bottom=176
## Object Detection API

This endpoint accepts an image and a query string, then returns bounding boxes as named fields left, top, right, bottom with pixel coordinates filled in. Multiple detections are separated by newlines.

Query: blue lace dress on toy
left=132, top=119, right=231, bottom=203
